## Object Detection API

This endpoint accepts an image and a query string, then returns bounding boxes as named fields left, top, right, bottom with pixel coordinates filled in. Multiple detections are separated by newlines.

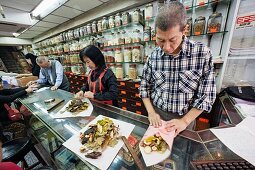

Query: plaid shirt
left=139, top=37, right=216, bottom=115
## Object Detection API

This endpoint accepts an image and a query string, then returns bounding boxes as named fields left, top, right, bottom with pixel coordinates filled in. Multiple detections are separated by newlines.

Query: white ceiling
left=0, top=0, right=42, bottom=12
left=0, top=0, right=110, bottom=39
left=65, top=0, right=103, bottom=12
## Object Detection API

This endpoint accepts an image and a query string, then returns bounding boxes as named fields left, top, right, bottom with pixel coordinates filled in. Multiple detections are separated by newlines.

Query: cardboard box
left=16, top=76, right=38, bottom=87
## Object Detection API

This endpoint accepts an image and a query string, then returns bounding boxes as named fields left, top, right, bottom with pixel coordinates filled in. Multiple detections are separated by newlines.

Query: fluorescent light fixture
left=12, top=33, right=20, bottom=37
left=31, top=0, right=68, bottom=19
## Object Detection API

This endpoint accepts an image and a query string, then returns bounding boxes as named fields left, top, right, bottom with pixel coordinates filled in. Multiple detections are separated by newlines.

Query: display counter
left=18, top=89, right=241, bottom=170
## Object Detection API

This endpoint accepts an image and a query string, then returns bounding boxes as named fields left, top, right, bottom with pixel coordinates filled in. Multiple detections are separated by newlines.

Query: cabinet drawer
left=117, top=80, right=127, bottom=90
left=125, top=81, right=140, bottom=92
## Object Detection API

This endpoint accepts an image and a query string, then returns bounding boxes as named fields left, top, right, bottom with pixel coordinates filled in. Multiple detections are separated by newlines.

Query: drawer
left=117, top=80, right=127, bottom=90
left=125, top=81, right=140, bottom=92
left=118, top=98, right=146, bottom=111
left=119, top=90, right=141, bottom=100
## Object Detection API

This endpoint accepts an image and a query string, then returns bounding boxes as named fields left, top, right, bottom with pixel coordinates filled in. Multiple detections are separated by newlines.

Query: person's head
left=25, top=53, right=37, bottom=65
left=155, top=1, right=186, bottom=55
left=79, top=45, right=106, bottom=70
left=36, top=56, right=50, bottom=68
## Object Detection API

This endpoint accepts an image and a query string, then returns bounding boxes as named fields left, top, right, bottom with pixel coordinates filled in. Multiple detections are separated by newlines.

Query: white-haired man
left=27, top=56, right=70, bottom=91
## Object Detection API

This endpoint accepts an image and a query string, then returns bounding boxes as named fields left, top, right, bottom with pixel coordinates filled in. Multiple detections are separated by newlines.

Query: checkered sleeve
left=192, top=49, right=216, bottom=112
left=139, top=54, right=153, bottom=98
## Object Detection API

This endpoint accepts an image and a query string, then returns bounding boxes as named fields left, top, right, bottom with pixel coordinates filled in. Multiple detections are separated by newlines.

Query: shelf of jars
left=184, top=0, right=231, bottom=12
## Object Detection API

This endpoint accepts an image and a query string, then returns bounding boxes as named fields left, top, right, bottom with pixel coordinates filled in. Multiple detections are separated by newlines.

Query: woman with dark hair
left=75, top=45, right=118, bottom=106
left=16, top=53, right=40, bottom=77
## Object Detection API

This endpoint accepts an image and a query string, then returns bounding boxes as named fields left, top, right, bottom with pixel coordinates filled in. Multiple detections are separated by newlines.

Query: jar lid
left=124, top=47, right=132, bottom=49
left=195, top=16, right=206, bottom=21
left=115, top=47, right=121, bottom=50
left=209, top=12, right=222, bottom=18
left=145, top=26, right=151, bottom=30
left=122, top=12, right=129, bottom=15
left=116, top=13, right=121, bottom=16
left=129, top=64, right=136, bottom=68
left=103, top=17, right=107, bottom=19
left=135, top=8, right=140, bottom=12
left=93, top=21, right=97, bottom=23
left=116, top=64, right=123, bottom=67
left=98, top=20, right=102, bottom=23
left=146, top=3, right=153, bottom=7
left=110, top=16, right=114, bottom=18
left=133, top=46, right=140, bottom=49
left=87, top=23, right=91, bottom=26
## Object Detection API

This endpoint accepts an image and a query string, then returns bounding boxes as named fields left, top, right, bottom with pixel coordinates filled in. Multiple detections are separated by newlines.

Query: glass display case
left=18, top=89, right=242, bottom=170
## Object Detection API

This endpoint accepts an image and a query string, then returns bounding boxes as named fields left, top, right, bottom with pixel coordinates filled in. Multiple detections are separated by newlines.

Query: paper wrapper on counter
left=140, top=120, right=175, bottom=167
left=16, top=76, right=38, bottom=87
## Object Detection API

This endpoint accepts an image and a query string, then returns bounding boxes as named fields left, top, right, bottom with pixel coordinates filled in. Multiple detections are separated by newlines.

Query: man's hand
left=84, top=91, right=94, bottom=99
left=26, top=81, right=36, bottom=86
left=25, top=86, right=34, bottom=93
left=148, top=112, right=162, bottom=128
left=51, top=86, right=58, bottom=91
left=165, top=119, right=189, bottom=137
left=75, top=91, right=84, bottom=99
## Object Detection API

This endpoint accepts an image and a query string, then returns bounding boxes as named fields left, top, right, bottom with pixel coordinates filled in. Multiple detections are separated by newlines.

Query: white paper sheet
left=63, top=115, right=135, bottom=170
left=53, top=98, right=93, bottom=118
left=235, top=104, right=255, bottom=117
left=211, top=117, right=255, bottom=166
left=35, top=87, right=50, bottom=93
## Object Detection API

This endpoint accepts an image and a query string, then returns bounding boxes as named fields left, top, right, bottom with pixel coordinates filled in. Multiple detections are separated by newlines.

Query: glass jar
left=83, top=26, right=87, bottom=36
left=115, top=13, right=122, bottom=27
left=122, top=12, right=130, bottom=25
left=108, top=64, right=116, bottom=75
left=74, top=28, right=80, bottom=38
left=132, top=8, right=142, bottom=23
left=68, top=30, right=74, bottom=40
left=193, top=16, right=206, bottom=35
left=79, top=27, right=84, bottom=37
left=97, top=20, right=102, bottom=32
left=132, top=46, right=141, bottom=62
left=102, top=17, right=109, bottom=30
left=207, top=12, right=222, bottom=33
left=128, top=64, right=137, bottom=79
left=183, top=0, right=193, bottom=9
left=132, top=29, right=141, bottom=43
left=115, top=64, right=124, bottom=79
left=151, top=28, right=156, bottom=41
left=92, top=21, right=98, bottom=33
left=63, top=44, right=70, bottom=52
left=145, top=3, right=153, bottom=20
left=124, top=47, right=132, bottom=62
left=109, top=16, right=115, bottom=28
left=186, top=17, right=192, bottom=36
left=196, top=0, right=208, bottom=6
left=87, top=23, right=92, bottom=34
left=115, top=48, right=123, bottom=62
left=144, top=26, right=151, bottom=41
left=108, top=48, right=114, bottom=62
left=119, top=30, right=125, bottom=45
left=125, top=37, right=132, bottom=44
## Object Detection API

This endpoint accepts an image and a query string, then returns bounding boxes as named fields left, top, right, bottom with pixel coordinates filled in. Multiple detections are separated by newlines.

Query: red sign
left=237, top=14, right=255, bottom=24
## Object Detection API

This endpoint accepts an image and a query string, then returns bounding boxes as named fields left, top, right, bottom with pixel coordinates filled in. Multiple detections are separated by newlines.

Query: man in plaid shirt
left=139, top=1, right=216, bottom=136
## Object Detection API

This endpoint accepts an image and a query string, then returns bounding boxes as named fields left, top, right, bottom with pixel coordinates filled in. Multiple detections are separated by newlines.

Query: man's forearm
left=142, top=98, right=156, bottom=114
left=181, top=108, right=203, bottom=126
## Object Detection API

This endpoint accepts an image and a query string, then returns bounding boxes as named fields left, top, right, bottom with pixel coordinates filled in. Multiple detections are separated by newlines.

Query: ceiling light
left=13, top=33, right=20, bottom=37
left=31, top=0, right=68, bottom=19
left=0, top=4, right=5, bottom=18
